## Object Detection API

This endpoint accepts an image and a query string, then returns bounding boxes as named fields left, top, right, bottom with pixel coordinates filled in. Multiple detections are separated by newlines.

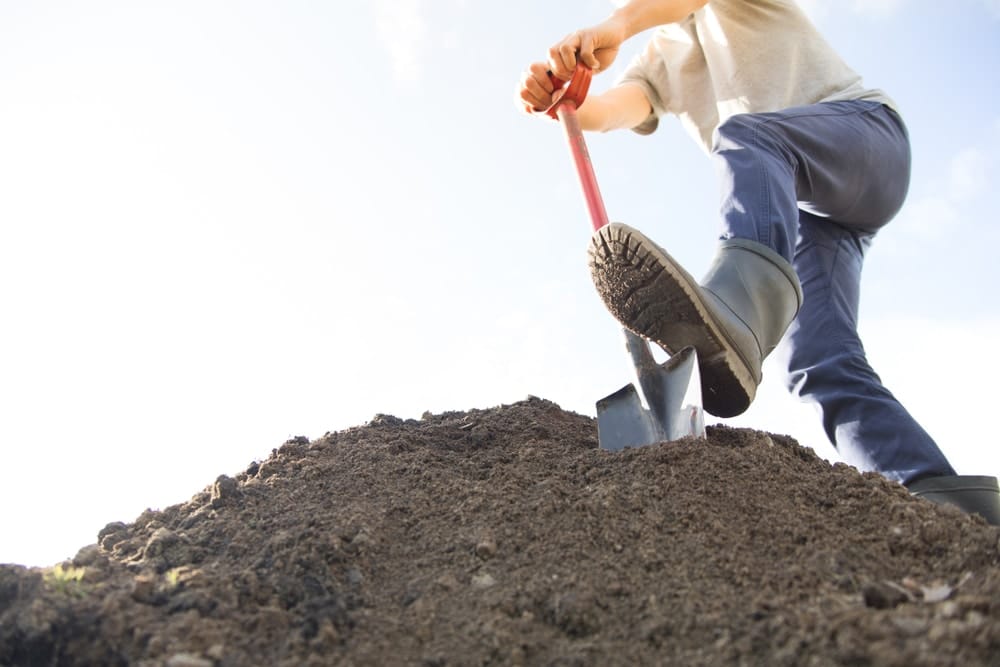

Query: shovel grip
left=545, top=63, right=592, bottom=119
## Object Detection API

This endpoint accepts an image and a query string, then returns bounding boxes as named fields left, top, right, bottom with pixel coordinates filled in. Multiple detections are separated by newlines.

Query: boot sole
left=589, top=223, right=755, bottom=418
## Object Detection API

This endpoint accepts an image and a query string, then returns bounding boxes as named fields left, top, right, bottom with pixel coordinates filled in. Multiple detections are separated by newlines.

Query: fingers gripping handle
left=545, top=62, right=592, bottom=119
left=550, top=64, right=609, bottom=231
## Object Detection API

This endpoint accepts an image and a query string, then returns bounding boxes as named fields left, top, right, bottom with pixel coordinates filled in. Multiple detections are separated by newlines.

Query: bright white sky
left=2, top=1, right=998, bottom=567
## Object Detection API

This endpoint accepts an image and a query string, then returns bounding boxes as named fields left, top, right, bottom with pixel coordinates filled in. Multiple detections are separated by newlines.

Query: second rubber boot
left=589, top=222, right=803, bottom=418
left=907, top=475, right=1000, bottom=526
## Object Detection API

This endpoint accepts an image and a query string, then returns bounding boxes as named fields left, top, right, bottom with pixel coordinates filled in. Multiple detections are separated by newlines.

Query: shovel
left=546, top=63, right=706, bottom=451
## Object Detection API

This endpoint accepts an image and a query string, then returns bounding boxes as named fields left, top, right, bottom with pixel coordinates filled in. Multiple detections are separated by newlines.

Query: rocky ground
left=2, top=397, right=998, bottom=666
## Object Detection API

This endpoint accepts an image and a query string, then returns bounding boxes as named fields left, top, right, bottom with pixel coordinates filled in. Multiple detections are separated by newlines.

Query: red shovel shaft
left=547, top=64, right=609, bottom=232
left=555, top=104, right=610, bottom=232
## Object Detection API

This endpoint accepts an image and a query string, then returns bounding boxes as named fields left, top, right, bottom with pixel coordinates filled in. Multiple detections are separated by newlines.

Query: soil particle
left=1, top=397, right=998, bottom=666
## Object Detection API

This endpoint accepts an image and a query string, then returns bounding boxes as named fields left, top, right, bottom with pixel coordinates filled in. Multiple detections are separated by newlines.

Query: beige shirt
left=619, top=0, right=896, bottom=152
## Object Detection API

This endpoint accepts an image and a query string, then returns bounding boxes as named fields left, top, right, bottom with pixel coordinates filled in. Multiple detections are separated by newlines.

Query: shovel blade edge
left=596, top=383, right=665, bottom=452
left=596, top=345, right=706, bottom=452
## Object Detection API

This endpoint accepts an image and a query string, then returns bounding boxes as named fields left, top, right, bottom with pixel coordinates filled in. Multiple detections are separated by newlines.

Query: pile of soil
left=2, top=397, right=998, bottom=666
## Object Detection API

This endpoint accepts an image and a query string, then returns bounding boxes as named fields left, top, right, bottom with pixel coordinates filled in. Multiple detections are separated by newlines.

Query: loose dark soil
left=2, top=397, right=998, bottom=666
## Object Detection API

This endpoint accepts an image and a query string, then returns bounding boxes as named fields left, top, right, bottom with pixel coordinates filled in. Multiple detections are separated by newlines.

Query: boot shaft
left=700, top=239, right=803, bottom=369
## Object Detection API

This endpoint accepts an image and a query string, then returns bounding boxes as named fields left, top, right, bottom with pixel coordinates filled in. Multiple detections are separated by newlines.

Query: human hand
left=547, top=15, right=627, bottom=82
left=515, top=61, right=561, bottom=117
left=516, top=14, right=626, bottom=118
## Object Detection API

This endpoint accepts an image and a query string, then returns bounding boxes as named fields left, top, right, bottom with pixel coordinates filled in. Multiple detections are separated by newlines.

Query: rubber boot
left=589, top=222, right=802, bottom=418
left=907, top=475, right=1000, bottom=526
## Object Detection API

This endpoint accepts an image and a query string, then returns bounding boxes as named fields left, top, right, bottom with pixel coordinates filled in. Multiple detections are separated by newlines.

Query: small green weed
left=165, top=567, right=183, bottom=589
left=44, top=564, right=87, bottom=597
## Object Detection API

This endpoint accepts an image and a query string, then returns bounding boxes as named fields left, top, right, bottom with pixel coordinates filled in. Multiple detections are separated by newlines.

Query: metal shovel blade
left=596, top=332, right=706, bottom=451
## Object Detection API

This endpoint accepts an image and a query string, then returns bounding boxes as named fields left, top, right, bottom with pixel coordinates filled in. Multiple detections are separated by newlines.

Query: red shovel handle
left=548, top=64, right=610, bottom=231
left=545, top=62, right=592, bottom=119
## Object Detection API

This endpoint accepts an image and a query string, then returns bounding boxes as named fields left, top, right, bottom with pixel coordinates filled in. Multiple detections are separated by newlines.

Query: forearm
left=611, top=0, right=709, bottom=38
left=575, top=83, right=652, bottom=133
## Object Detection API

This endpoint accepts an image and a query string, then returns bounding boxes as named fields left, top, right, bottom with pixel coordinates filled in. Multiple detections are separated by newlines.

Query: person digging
left=516, top=0, right=1000, bottom=525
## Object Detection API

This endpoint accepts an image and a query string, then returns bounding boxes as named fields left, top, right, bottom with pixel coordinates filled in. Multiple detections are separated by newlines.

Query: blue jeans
left=711, top=100, right=955, bottom=484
